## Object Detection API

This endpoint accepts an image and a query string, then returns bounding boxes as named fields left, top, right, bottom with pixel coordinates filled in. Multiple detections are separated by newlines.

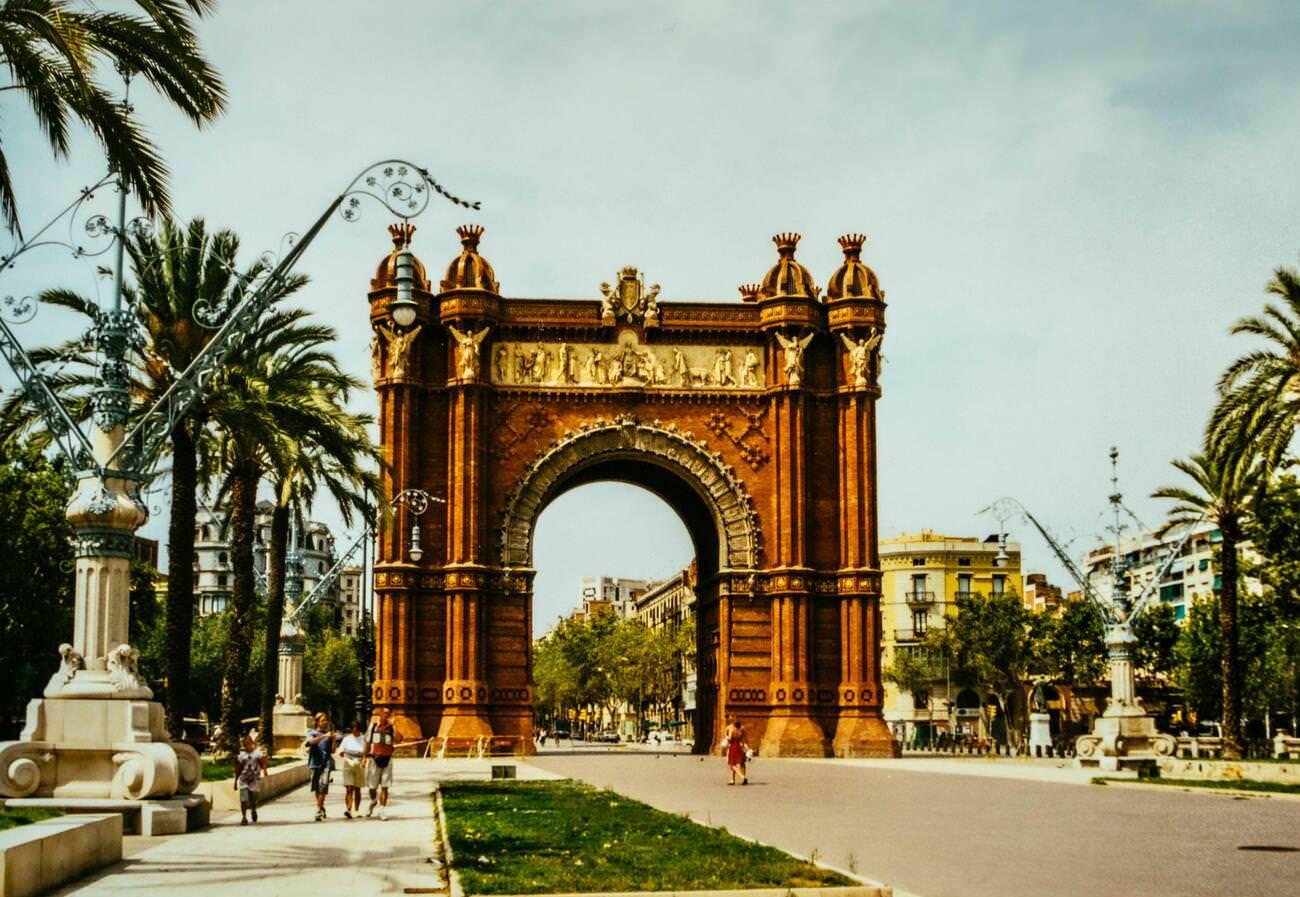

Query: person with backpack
left=363, top=706, right=396, bottom=820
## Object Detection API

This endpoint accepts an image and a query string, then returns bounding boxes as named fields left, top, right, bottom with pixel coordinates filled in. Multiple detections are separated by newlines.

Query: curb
left=1095, top=778, right=1300, bottom=802
left=433, top=784, right=463, bottom=897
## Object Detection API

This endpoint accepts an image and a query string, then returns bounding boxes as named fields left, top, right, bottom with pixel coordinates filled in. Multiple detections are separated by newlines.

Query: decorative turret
left=440, top=224, right=499, bottom=294
left=759, top=232, right=818, bottom=300
left=738, top=283, right=762, bottom=303
left=826, top=233, right=882, bottom=301
left=371, top=222, right=429, bottom=291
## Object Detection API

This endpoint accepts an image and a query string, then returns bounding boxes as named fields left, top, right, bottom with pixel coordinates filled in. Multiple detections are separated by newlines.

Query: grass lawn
left=440, top=780, right=853, bottom=895
left=1094, top=776, right=1300, bottom=795
left=201, top=756, right=298, bottom=782
left=0, top=808, right=62, bottom=832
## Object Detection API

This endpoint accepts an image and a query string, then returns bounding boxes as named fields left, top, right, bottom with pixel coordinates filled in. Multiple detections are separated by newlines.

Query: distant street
left=532, top=747, right=1300, bottom=897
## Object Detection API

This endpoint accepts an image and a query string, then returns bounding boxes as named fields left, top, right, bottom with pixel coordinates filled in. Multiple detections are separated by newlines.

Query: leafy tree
left=1154, top=449, right=1265, bottom=758
left=0, top=440, right=73, bottom=736
left=302, top=614, right=361, bottom=729
left=933, top=592, right=1036, bottom=747
left=0, top=0, right=226, bottom=235
left=884, top=647, right=936, bottom=711
left=1132, top=602, right=1180, bottom=681
left=1037, top=597, right=1107, bottom=688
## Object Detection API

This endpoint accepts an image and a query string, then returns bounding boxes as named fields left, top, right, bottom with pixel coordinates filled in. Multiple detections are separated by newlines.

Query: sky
left=3, top=1, right=1299, bottom=635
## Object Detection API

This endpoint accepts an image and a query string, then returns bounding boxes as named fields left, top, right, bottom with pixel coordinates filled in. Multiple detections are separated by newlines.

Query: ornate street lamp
left=0, top=142, right=478, bottom=803
left=982, top=449, right=1203, bottom=770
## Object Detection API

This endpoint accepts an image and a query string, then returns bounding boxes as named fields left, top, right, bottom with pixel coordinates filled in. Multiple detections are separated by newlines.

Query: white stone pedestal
left=0, top=697, right=200, bottom=799
left=1075, top=625, right=1174, bottom=770
left=1029, top=712, right=1053, bottom=757
left=271, top=705, right=312, bottom=757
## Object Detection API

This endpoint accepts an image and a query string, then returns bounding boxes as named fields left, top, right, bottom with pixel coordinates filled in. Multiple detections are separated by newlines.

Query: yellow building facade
left=880, top=530, right=1023, bottom=746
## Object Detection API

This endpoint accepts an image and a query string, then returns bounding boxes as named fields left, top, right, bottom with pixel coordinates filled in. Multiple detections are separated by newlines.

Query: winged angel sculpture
left=448, top=325, right=491, bottom=382
left=775, top=331, right=814, bottom=387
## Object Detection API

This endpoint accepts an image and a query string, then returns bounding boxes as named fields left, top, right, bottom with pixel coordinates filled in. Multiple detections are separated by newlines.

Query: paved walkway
left=533, top=751, right=1300, bottom=897
left=51, top=759, right=448, bottom=897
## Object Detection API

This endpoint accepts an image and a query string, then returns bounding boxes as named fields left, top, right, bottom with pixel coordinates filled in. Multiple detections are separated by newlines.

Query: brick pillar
left=760, top=383, right=827, bottom=756
left=438, top=382, right=494, bottom=740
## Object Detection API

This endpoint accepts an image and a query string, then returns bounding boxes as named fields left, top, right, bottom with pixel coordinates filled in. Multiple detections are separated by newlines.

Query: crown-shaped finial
left=389, top=222, right=416, bottom=248
left=838, top=233, right=866, bottom=256
left=772, top=232, right=801, bottom=256
left=456, top=224, right=485, bottom=249
left=738, top=283, right=762, bottom=302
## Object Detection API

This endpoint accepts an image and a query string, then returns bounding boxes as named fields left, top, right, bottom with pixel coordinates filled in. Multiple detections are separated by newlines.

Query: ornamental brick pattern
left=367, top=227, right=896, bottom=757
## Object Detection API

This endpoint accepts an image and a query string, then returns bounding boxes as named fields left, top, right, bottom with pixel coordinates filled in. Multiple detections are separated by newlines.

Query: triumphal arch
left=367, top=223, right=894, bottom=757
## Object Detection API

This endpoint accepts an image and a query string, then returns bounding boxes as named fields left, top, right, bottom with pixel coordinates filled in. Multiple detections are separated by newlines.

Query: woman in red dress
left=724, top=719, right=749, bottom=785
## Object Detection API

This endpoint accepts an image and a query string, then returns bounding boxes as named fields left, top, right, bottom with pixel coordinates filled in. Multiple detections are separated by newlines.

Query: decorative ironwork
left=1, top=295, right=35, bottom=325
left=107, top=159, right=480, bottom=476
left=192, top=231, right=301, bottom=329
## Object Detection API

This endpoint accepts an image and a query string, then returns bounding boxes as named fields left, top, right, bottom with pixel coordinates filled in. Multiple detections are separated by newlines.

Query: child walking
left=236, top=733, right=268, bottom=824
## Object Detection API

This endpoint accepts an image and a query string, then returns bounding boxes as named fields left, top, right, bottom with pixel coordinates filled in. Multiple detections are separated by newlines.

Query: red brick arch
left=367, top=228, right=896, bottom=757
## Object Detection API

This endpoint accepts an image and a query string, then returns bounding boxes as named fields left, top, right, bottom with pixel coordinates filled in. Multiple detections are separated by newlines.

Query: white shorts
left=366, top=759, right=393, bottom=790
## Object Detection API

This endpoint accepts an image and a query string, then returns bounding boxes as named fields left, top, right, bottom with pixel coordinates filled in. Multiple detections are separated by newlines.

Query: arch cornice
left=498, top=414, right=761, bottom=572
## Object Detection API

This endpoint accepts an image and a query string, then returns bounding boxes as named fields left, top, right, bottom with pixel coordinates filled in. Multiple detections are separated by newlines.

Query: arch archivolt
left=498, top=414, right=761, bottom=572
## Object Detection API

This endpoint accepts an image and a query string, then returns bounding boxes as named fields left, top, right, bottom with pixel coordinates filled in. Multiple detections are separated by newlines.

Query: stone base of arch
left=832, top=713, right=898, bottom=758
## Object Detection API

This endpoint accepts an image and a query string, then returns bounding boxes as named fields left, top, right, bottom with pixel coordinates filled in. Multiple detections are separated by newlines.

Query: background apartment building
left=578, top=576, right=648, bottom=620
left=880, top=530, right=1024, bottom=746
left=194, top=503, right=341, bottom=618
left=1083, top=520, right=1262, bottom=624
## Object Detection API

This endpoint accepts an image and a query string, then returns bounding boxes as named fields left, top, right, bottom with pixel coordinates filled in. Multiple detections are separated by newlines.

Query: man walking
left=363, top=706, right=396, bottom=820
left=306, top=712, right=338, bottom=822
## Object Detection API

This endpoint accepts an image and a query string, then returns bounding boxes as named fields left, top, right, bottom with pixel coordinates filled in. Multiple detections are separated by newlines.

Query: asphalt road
left=531, top=748, right=1300, bottom=897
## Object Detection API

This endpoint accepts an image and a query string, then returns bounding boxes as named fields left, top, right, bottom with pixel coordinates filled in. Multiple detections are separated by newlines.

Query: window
left=910, top=574, right=927, bottom=597
left=1159, top=583, right=1183, bottom=602
left=958, top=558, right=971, bottom=567
left=218, top=552, right=228, bottom=566
left=1199, top=558, right=1210, bottom=572
left=912, top=608, right=928, bottom=635
left=957, top=574, right=972, bottom=597
left=912, top=557, right=925, bottom=567
left=1174, top=605, right=1187, bottom=621
left=217, top=574, right=228, bottom=587
left=992, top=574, right=1005, bottom=596
left=914, top=689, right=930, bottom=709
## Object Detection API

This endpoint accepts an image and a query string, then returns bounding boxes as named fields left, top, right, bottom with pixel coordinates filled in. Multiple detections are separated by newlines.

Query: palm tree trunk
left=163, top=419, right=199, bottom=737
left=1221, top=525, right=1243, bottom=759
left=219, top=460, right=259, bottom=757
left=258, top=499, right=290, bottom=750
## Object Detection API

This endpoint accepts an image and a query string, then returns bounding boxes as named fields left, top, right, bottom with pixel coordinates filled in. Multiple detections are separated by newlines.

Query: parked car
left=552, top=725, right=572, bottom=740
left=599, top=729, right=620, bottom=743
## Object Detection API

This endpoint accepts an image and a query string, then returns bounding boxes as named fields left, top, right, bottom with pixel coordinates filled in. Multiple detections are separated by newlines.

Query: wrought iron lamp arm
left=0, top=316, right=96, bottom=466
left=982, top=496, right=1118, bottom=623
left=286, top=487, right=446, bottom=625
left=1123, top=510, right=1210, bottom=626
left=108, top=159, right=481, bottom=475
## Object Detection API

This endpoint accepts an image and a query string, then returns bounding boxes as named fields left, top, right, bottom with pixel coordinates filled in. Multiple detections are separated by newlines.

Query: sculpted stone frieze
left=490, top=330, right=764, bottom=390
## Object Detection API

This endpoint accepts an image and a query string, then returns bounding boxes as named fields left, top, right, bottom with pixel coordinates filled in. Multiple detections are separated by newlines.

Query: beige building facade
left=880, top=530, right=1023, bottom=746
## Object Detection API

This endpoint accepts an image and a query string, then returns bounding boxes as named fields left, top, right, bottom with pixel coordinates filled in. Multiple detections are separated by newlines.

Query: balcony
left=894, top=628, right=927, bottom=643
left=905, top=590, right=936, bottom=605
left=953, top=591, right=974, bottom=601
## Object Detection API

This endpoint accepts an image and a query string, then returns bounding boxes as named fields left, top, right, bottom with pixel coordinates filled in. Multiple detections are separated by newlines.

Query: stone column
left=438, top=377, right=493, bottom=741
left=831, top=389, right=895, bottom=756
left=271, top=623, right=311, bottom=755
left=370, top=319, right=425, bottom=742
left=759, top=378, right=827, bottom=756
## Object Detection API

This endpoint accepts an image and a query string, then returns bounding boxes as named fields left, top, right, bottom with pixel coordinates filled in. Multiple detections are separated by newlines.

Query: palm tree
left=257, top=421, right=382, bottom=749
left=1210, top=263, right=1300, bottom=469
left=0, top=218, right=307, bottom=735
left=0, top=0, right=226, bottom=235
left=1153, top=449, right=1264, bottom=759
left=204, top=310, right=366, bottom=756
